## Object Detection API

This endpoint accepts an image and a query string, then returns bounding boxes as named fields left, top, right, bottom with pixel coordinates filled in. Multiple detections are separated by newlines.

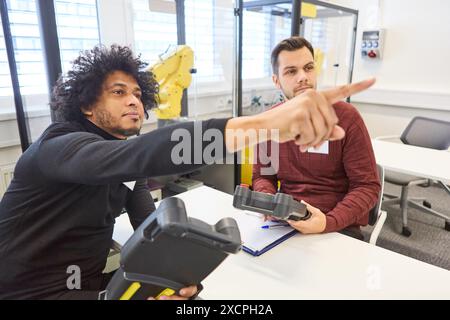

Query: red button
left=368, top=51, right=377, bottom=58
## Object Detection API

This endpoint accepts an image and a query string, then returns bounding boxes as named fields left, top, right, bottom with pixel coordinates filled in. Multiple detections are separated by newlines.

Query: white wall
left=327, top=0, right=450, bottom=137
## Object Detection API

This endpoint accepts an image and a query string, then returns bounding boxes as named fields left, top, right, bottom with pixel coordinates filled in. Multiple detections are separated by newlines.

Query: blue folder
left=242, top=230, right=297, bottom=256
left=232, top=211, right=298, bottom=257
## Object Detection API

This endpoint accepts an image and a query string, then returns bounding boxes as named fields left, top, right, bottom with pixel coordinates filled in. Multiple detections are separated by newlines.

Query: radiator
left=0, top=164, right=15, bottom=198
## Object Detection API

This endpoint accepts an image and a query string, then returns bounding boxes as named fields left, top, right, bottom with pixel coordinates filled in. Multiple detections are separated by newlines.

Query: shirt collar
left=81, top=117, right=122, bottom=141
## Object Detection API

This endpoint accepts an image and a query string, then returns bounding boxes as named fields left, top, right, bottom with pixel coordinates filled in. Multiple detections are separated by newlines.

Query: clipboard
left=233, top=211, right=297, bottom=256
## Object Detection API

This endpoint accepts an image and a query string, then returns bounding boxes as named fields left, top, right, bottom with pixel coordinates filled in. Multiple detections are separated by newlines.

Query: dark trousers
left=339, top=226, right=365, bottom=241
left=43, top=272, right=115, bottom=300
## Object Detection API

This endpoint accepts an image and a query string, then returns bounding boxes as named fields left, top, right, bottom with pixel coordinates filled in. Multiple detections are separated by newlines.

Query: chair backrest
left=400, top=117, right=450, bottom=150
left=368, top=164, right=385, bottom=226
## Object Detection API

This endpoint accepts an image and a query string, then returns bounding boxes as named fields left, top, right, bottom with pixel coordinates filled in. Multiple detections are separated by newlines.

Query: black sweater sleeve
left=125, top=179, right=156, bottom=230
left=36, top=118, right=230, bottom=185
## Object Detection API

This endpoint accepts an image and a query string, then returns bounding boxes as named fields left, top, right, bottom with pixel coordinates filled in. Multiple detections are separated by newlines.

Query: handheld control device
left=233, top=185, right=311, bottom=221
left=101, top=197, right=241, bottom=300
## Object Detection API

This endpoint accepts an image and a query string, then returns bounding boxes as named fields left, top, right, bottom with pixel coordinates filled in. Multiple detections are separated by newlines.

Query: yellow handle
left=119, top=282, right=141, bottom=300
left=155, top=288, right=176, bottom=300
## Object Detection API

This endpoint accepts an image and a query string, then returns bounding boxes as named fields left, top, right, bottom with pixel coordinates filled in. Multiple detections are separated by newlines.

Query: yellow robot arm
left=314, top=47, right=324, bottom=77
left=149, top=45, right=194, bottom=120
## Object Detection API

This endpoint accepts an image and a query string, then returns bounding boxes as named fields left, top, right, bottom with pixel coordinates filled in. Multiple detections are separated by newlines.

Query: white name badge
left=123, top=181, right=136, bottom=191
left=308, top=141, right=329, bottom=155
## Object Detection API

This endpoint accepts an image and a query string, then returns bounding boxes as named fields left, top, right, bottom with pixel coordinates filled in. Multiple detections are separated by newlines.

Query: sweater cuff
left=324, top=215, right=338, bottom=233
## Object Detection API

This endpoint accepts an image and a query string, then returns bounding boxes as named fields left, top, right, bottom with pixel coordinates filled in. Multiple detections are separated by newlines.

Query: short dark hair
left=50, top=44, right=158, bottom=122
left=271, top=36, right=314, bottom=75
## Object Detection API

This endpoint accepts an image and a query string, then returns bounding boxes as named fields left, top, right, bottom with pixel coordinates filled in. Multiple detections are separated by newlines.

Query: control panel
left=361, top=29, right=385, bottom=60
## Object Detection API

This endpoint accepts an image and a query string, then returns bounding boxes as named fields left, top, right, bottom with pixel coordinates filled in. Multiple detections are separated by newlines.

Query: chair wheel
left=402, top=227, right=412, bottom=237
left=445, top=221, right=450, bottom=232
left=423, top=201, right=432, bottom=209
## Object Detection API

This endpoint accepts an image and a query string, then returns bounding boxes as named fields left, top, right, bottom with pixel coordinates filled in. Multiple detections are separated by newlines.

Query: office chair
left=367, top=164, right=387, bottom=245
left=103, top=240, right=122, bottom=274
left=378, top=117, right=450, bottom=237
left=345, top=164, right=386, bottom=243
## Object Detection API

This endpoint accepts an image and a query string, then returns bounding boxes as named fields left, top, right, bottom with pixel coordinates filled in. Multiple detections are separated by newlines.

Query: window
left=132, top=0, right=178, bottom=65
left=0, top=14, right=14, bottom=97
left=185, top=0, right=217, bottom=82
left=132, top=0, right=234, bottom=84
left=0, top=0, right=100, bottom=98
left=242, top=8, right=291, bottom=80
left=1, top=0, right=46, bottom=96
left=242, top=10, right=271, bottom=79
left=303, top=10, right=356, bottom=87
left=54, top=0, right=100, bottom=73
left=240, top=3, right=356, bottom=87
left=304, top=17, right=330, bottom=70
left=132, top=0, right=291, bottom=84
left=271, top=14, right=291, bottom=48
left=211, top=1, right=234, bottom=84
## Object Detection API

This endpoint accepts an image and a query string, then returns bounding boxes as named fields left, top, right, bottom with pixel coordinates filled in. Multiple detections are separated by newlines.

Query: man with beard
left=253, top=37, right=380, bottom=239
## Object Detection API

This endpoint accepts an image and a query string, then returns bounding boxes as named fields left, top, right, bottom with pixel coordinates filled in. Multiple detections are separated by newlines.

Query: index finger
left=321, top=78, right=376, bottom=104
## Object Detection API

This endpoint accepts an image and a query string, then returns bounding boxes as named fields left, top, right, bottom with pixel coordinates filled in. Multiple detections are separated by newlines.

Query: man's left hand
left=287, top=201, right=326, bottom=234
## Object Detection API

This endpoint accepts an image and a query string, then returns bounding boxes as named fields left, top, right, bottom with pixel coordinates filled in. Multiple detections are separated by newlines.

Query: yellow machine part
left=118, top=282, right=175, bottom=300
left=149, top=45, right=194, bottom=120
left=314, top=47, right=325, bottom=76
left=119, top=282, right=141, bottom=300
left=241, top=147, right=282, bottom=190
left=302, top=3, right=317, bottom=18
left=240, top=147, right=254, bottom=187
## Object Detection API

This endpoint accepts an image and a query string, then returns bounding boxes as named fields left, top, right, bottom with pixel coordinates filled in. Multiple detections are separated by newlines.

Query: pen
left=261, top=224, right=289, bottom=229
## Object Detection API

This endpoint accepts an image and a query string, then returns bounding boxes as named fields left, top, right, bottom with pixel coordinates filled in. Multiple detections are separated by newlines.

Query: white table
left=371, top=139, right=450, bottom=184
left=113, top=186, right=450, bottom=299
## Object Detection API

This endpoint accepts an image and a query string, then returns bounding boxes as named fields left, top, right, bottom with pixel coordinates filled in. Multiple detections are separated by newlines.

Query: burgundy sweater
left=252, top=101, right=381, bottom=233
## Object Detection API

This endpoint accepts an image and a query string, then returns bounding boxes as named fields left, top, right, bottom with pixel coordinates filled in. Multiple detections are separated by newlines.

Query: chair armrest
left=111, top=240, right=122, bottom=252
left=369, top=210, right=387, bottom=245
left=438, top=181, right=450, bottom=195
left=374, top=135, right=401, bottom=141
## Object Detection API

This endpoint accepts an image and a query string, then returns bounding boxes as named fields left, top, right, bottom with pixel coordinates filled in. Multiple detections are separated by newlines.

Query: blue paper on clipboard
left=233, top=211, right=297, bottom=256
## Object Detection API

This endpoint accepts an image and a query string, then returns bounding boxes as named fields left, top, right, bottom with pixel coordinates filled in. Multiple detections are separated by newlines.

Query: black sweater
left=0, top=118, right=229, bottom=299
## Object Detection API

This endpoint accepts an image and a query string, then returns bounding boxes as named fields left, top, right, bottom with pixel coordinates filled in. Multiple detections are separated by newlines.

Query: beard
left=284, top=91, right=295, bottom=100
left=111, top=127, right=140, bottom=137
left=280, top=84, right=315, bottom=100
left=96, top=109, right=141, bottom=138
